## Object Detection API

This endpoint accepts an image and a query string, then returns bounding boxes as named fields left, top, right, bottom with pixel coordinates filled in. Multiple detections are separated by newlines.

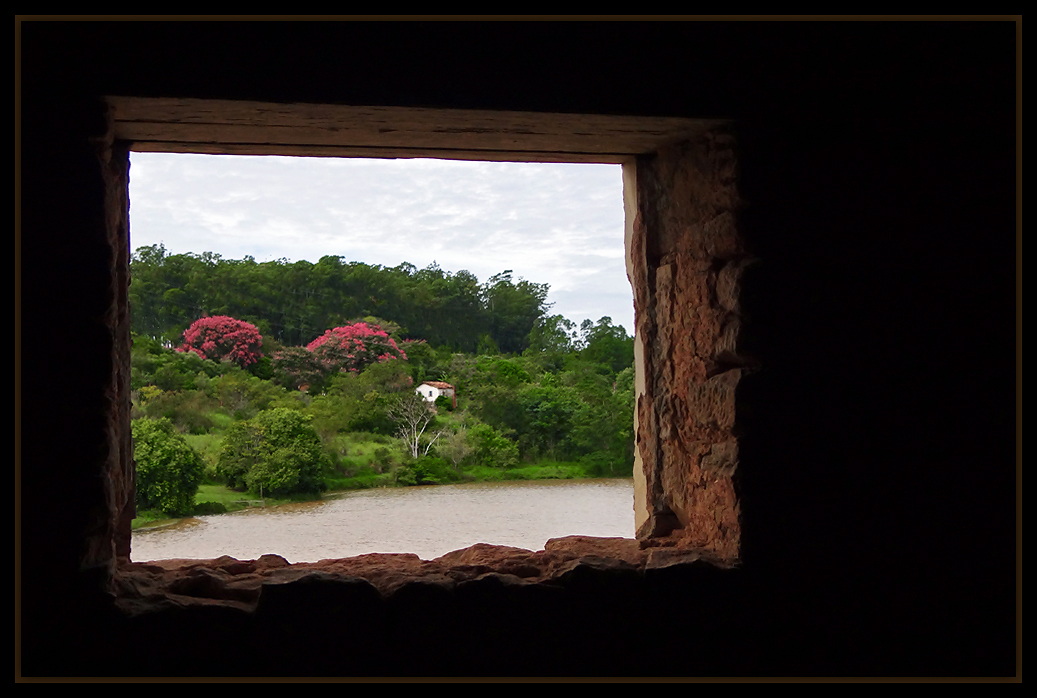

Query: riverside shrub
left=131, top=417, right=205, bottom=516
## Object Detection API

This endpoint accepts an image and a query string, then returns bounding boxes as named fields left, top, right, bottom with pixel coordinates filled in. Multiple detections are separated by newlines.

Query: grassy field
left=464, top=461, right=591, bottom=482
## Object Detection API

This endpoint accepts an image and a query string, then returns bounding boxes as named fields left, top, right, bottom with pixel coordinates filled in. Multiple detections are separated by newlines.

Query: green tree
left=136, top=389, right=218, bottom=435
left=271, top=345, right=328, bottom=392
left=207, top=369, right=296, bottom=420
left=524, top=313, right=579, bottom=372
left=438, top=425, right=475, bottom=472
left=579, top=316, right=634, bottom=375
left=461, top=356, right=535, bottom=444
left=468, top=422, right=519, bottom=470
left=217, top=408, right=327, bottom=496
left=527, top=313, right=578, bottom=355
left=316, top=360, right=415, bottom=435
left=131, top=332, right=222, bottom=392
left=517, top=382, right=580, bottom=460
left=131, top=417, right=205, bottom=516
left=482, top=271, right=550, bottom=354
left=569, top=366, right=636, bottom=474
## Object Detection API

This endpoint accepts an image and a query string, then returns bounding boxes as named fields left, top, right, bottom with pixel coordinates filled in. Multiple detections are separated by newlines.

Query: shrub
left=579, top=450, right=632, bottom=477
left=193, top=501, right=228, bottom=515
left=131, top=417, right=205, bottom=517
left=394, top=464, right=418, bottom=486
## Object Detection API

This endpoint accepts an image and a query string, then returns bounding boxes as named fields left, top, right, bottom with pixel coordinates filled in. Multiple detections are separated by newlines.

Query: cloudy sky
left=127, top=153, right=633, bottom=335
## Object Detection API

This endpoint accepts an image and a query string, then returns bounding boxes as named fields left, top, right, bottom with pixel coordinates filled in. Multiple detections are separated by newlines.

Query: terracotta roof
left=419, top=381, right=455, bottom=390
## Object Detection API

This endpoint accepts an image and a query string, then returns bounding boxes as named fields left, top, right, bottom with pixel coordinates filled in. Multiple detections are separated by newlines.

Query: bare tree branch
left=388, top=392, right=444, bottom=459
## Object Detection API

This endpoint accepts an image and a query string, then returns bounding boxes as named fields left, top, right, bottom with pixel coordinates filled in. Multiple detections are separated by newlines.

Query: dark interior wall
left=18, top=20, right=1017, bottom=676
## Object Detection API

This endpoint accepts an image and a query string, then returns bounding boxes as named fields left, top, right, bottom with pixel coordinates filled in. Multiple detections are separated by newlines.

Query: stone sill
left=113, top=535, right=737, bottom=616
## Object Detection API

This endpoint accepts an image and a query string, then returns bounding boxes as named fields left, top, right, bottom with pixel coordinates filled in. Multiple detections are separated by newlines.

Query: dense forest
left=129, top=246, right=635, bottom=523
left=130, top=244, right=553, bottom=354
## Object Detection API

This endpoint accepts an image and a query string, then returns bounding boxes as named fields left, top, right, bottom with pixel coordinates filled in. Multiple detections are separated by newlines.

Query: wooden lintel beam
left=107, top=96, right=720, bottom=163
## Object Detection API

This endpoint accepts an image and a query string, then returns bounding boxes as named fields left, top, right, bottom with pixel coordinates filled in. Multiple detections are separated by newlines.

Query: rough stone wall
left=85, top=102, right=135, bottom=570
left=629, top=129, right=751, bottom=561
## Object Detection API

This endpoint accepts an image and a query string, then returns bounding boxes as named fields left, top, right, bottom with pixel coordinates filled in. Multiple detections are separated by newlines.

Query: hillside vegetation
left=129, top=248, right=635, bottom=525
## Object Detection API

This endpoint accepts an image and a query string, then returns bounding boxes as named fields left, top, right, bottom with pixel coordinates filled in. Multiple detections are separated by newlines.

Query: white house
left=416, top=381, right=456, bottom=409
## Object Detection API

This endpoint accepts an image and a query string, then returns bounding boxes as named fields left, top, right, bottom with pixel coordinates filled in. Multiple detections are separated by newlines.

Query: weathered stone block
left=688, top=369, right=742, bottom=431
left=700, top=439, right=739, bottom=477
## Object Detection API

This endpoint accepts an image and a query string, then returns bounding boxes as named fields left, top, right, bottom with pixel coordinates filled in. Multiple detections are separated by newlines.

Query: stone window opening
left=125, top=150, right=633, bottom=563
left=101, top=97, right=747, bottom=606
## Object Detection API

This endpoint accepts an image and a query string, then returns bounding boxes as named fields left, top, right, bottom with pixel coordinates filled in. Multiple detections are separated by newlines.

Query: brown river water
left=130, top=478, right=635, bottom=563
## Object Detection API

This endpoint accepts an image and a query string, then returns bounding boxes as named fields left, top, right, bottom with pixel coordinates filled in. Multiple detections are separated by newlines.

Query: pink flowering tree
left=178, top=315, right=263, bottom=368
left=305, top=322, right=408, bottom=376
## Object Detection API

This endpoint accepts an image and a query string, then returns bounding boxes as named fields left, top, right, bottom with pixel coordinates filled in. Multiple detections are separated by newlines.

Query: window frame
left=105, top=96, right=742, bottom=566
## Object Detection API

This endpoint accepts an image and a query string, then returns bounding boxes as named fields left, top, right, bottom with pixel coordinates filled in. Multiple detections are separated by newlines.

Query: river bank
left=132, top=460, right=604, bottom=530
